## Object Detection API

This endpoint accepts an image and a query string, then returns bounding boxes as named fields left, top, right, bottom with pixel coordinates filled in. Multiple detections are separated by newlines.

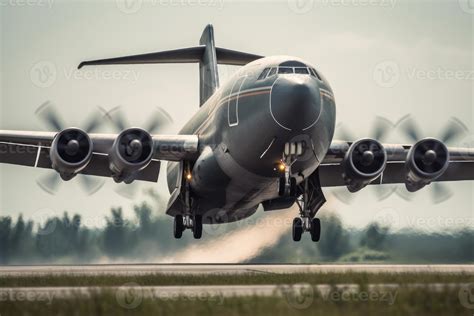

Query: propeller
left=35, top=101, right=107, bottom=196
left=394, top=114, right=469, bottom=204
left=105, top=105, right=174, bottom=199
left=331, top=116, right=396, bottom=204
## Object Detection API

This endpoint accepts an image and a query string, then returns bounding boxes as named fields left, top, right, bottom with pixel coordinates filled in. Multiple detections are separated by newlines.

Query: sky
left=0, top=0, right=473, bottom=234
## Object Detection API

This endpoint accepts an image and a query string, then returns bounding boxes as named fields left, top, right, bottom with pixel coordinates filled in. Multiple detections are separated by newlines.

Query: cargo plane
left=1, top=25, right=473, bottom=241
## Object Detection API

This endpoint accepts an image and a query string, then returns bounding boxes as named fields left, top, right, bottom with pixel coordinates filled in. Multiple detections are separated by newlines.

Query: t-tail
left=78, top=24, right=263, bottom=106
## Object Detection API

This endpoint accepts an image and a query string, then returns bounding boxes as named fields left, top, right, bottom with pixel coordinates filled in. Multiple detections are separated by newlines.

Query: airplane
left=1, top=24, right=473, bottom=241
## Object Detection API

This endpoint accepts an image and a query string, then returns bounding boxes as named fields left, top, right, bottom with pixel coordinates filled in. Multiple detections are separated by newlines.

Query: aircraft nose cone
left=270, top=76, right=321, bottom=131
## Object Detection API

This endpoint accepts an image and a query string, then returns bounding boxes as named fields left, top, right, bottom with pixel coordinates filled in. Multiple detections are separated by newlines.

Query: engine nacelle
left=405, top=138, right=449, bottom=192
left=50, top=128, right=93, bottom=181
left=109, top=128, right=154, bottom=184
left=343, top=138, right=387, bottom=192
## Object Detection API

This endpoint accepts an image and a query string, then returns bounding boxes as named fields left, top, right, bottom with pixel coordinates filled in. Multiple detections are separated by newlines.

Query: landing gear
left=173, top=214, right=203, bottom=239
left=174, top=215, right=184, bottom=239
left=278, top=142, right=302, bottom=197
left=291, top=176, right=325, bottom=242
left=173, top=162, right=203, bottom=240
left=193, top=215, right=203, bottom=239
left=310, top=218, right=321, bottom=242
left=292, top=218, right=303, bottom=241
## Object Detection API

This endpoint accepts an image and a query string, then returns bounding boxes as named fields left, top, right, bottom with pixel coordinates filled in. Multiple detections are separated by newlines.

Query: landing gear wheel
left=289, top=177, right=297, bottom=196
left=292, top=217, right=303, bottom=242
left=310, top=218, right=321, bottom=242
left=174, top=215, right=184, bottom=239
left=193, top=215, right=203, bottom=239
left=278, top=176, right=286, bottom=196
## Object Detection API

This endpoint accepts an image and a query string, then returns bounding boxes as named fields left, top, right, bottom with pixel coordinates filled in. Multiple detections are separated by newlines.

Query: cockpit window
left=278, top=67, right=294, bottom=74
left=257, top=68, right=270, bottom=80
left=309, top=68, right=322, bottom=80
left=259, top=66, right=320, bottom=80
left=268, top=67, right=277, bottom=77
left=294, top=67, right=309, bottom=74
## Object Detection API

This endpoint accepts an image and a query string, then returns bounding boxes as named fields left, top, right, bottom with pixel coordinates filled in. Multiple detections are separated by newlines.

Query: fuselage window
left=295, top=67, right=309, bottom=74
left=268, top=67, right=277, bottom=77
left=310, top=68, right=322, bottom=81
left=278, top=67, right=294, bottom=74
left=258, top=68, right=270, bottom=80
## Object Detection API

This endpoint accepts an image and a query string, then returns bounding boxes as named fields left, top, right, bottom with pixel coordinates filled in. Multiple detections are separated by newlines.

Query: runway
left=1, top=264, right=473, bottom=276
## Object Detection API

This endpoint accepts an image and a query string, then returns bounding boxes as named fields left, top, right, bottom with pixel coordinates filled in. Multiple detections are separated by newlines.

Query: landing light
left=277, top=162, right=286, bottom=172
left=186, top=173, right=192, bottom=181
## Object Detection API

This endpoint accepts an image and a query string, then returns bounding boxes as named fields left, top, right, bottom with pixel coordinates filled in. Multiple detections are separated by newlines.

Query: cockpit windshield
left=257, top=66, right=321, bottom=80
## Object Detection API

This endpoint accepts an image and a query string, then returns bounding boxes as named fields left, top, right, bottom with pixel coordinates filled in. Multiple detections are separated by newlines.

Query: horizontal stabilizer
left=78, top=46, right=262, bottom=69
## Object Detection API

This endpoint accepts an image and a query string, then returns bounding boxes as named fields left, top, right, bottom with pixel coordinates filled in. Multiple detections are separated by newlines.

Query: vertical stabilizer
left=199, top=24, right=219, bottom=106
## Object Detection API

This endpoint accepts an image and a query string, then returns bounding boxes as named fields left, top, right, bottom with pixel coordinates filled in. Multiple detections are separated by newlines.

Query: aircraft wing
left=319, top=140, right=474, bottom=187
left=0, top=131, right=199, bottom=182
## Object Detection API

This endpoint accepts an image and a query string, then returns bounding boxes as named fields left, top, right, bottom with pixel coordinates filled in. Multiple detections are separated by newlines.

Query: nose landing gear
left=278, top=142, right=304, bottom=197
left=173, top=163, right=203, bottom=240
left=291, top=172, right=326, bottom=242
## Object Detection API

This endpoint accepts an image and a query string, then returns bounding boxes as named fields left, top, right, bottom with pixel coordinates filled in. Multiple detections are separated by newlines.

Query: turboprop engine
left=405, top=138, right=450, bottom=192
left=343, top=138, right=387, bottom=192
left=109, top=128, right=154, bottom=184
left=50, top=128, right=93, bottom=181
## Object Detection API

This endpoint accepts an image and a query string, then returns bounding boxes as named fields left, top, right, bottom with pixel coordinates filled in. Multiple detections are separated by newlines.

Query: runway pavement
left=0, top=264, right=473, bottom=276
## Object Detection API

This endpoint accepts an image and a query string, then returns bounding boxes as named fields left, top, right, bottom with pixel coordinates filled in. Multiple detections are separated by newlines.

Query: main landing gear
left=173, top=162, right=203, bottom=239
left=173, top=214, right=202, bottom=239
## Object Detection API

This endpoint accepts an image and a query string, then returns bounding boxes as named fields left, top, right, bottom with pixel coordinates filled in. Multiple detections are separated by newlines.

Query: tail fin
left=199, top=25, right=219, bottom=106
left=78, top=24, right=263, bottom=106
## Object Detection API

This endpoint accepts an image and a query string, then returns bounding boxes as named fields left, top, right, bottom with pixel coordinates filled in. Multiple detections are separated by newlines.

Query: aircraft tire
left=292, top=217, right=303, bottom=241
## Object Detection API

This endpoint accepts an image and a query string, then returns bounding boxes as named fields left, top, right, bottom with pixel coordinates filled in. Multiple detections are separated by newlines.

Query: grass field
left=1, top=272, right=473, bottom=316
left=0, top=287, right=471, bottom=316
